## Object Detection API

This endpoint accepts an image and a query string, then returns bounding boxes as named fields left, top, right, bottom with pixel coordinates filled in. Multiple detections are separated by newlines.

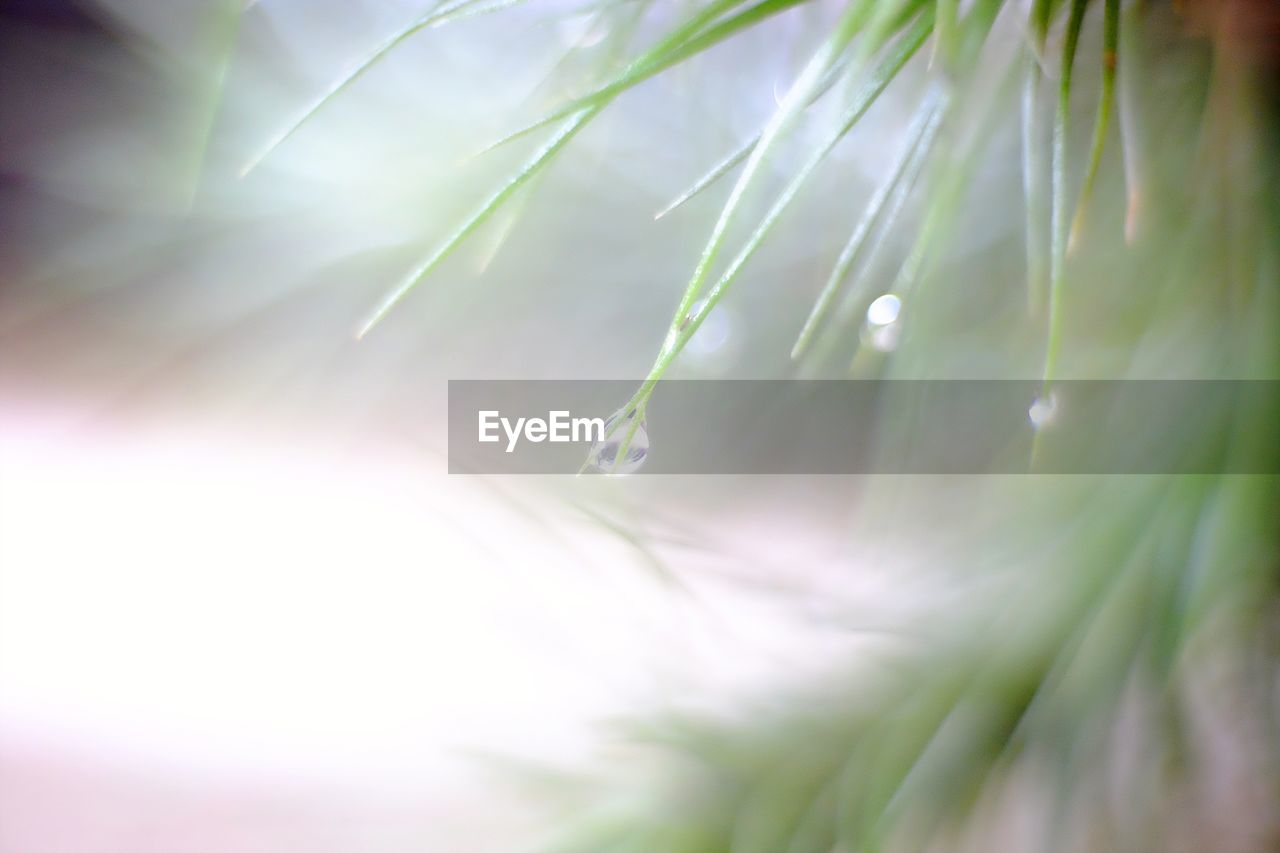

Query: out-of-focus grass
left=2, top=0, right=1278, bottom=850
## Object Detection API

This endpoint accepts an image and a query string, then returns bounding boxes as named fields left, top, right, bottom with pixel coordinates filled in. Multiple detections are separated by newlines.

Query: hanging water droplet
left=773, top=75, right=788, bottom=107
left=686, top=299, right=732, bottom=355
left=1028, top=392, right=1058, bottom=430
left=866, top=293, right=902, bottom=326
left=589, top=410, right=649, bottom=475
left=862, top=293, right=903, bottom=352
left=679, top=298, right=739, bottom=374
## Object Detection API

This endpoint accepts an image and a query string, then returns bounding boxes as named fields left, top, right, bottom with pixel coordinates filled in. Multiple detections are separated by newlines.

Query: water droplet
left=677, top=299, right=740, bottom=373
left=866, top=293, right=902, bottom=326
left=862, top=293, right=903, bottom=352
left=685, top=299, right=732, bottom=356
left=1028, top=392, right=1058, bottom=430
left=773, top=76, right=788, bottom=107
left=589, top=410, right=649, bottom=475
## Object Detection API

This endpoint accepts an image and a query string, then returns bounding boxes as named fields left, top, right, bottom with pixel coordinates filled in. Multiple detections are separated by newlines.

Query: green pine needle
left=1069, top=0, right=1119, bottom=251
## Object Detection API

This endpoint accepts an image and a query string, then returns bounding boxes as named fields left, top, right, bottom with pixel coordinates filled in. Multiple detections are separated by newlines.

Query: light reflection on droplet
left=862, top=293, right=903, bottom=352
left=866, top=293, right=902, bottom=327
left=1029, top=392, right=1058, bottom=430
left=678, top=298, right=740, bottom=374
left=686, top=298, right=732, bottom=356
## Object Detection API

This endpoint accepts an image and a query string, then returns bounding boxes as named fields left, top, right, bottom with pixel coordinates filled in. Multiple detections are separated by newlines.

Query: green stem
left=1042, top=0, right=1089, bottom=389
left=1021, top=0, right=1055, bottom=317
left=357, top=107, right=600, bottom=338
left=792, top=93, right=946, bottom=359
left=598, top=11, right=937, bottom=469
left=1069, top=0, right=1119, bottom=251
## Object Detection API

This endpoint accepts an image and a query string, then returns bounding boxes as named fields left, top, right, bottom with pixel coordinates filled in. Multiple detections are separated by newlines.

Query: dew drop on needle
left=589, top=411, right=649, bottom=475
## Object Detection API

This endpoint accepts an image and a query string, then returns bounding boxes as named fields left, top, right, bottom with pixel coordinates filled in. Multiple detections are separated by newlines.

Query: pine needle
left=1068, top=0, right=1119, bottom=252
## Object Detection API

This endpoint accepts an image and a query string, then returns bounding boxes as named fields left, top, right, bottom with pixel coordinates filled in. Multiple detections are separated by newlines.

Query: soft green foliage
left=791, top=93, right=943, bottom=359
left=240, top=0, right=519, bottom=177
left=243, top=0, right=1129, bottom=388
left=247, top=0, right=1279, bottom=847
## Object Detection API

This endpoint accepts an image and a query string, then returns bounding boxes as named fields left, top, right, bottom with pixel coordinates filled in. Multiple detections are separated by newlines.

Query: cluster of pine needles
left=235, top=0, right=1278, bottom=849
left=241, top=0, right=1219, bottom=463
